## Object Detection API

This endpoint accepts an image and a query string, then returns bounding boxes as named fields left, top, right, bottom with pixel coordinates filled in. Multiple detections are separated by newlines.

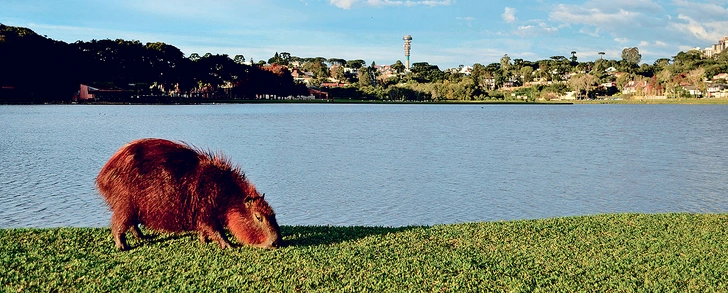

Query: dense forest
left=0, top=25, right=307, bottom=103
left=2, top=24, right=728, bottom=103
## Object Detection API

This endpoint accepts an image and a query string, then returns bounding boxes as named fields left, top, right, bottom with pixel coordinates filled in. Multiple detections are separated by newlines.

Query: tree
left=598, top=52, right=605, bottom=60
left=233, top=55, right=245, bottom=64
left=391, top=60, right=406, bottom=74
left=346, top=59, right=366, bottom=70
left=657, top=68, right=679, bottom=98
left=268, top=52, right=282, bottom=65
left=549, top=56, right=569, bottom=81
left=410, top=62, right=445, bottom=83
left=686, top=67, right=706, bottom=96
left=303, top=58, right=329, bottom=79
left=500, top=54, right=512, bottom=72
left=327, top=58, right=346, bottom=66
left=537, top=60, right=551, bottom=81
left=189, top=53, right=201, bottom=62
left=672, top=50, right=704, bottom=72
left=717, top=49, right=728, bottom=63
left=470, top=63, right=486, bottom=88
left=622, top=47, right=642, bottom=65
left=279, top=52, right=292, bottom=65
left=570, top=51, right=578, bottom=65
left=357, top=66, right=373, bottom=86
left=520, top=66, right=534, bottom=84
left=568, top=73, right=596, bottom=99
left=330, top=64, right=346, bottom=82
left=653, top=58, right=670, bottom=67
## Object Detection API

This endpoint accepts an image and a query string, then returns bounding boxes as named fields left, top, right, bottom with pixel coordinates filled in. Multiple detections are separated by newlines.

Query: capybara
left=96, top=138, right=282, bottom=250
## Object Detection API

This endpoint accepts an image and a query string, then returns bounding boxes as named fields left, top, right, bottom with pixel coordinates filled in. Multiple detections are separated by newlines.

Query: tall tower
left=403, top=35, right=412, bottom=69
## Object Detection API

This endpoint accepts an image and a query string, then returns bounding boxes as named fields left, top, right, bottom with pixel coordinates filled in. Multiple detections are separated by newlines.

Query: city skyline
left=1, top=0, right=727, bottom=69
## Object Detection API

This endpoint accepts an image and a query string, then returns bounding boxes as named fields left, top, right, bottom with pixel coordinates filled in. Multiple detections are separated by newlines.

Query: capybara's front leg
left=198, top=223, right=232, bottom=249
left=130, top=224, right=149, bottom=239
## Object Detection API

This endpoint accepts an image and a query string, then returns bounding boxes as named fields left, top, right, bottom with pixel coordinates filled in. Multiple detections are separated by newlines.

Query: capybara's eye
left=255, top=214, right=263, bottom=222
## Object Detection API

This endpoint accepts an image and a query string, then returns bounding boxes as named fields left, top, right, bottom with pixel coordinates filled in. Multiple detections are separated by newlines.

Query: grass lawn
left=2, top=213, right=728, bottom=292
left=574, top=97, right=728, bottom=105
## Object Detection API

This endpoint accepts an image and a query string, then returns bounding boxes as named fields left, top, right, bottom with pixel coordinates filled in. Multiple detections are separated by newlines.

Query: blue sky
left=2, top=0, right=727, bottom=69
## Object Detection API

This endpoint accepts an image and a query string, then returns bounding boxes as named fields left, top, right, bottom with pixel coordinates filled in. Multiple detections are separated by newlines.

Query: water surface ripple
left=1, top=104, right=727, bottom=227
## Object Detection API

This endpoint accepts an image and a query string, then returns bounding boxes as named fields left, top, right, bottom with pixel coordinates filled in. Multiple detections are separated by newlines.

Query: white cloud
left=548, top=0, right=664, bottom=38
left=673, top=0, right=728, bottom=21
left=514, top=22, right=558, bottom=37
left=330, top=0, right=453, bottom=9
left=550, top=5, right=642, bottom=26
left=667, top=14, right=726, bottom=42
left=330, top=0, right=356, bottom=9
left=502, top=7, right=517, bottom=23
left=545, top=0, right=726, bottom=58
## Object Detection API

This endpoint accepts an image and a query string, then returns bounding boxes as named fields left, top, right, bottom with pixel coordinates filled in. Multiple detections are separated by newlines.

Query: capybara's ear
left=244, top=197, right=254, bottom=208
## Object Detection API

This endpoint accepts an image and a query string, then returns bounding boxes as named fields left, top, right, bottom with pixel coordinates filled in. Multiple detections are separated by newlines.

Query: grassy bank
left=573, top=97, right=728, bottom=105
left=3, top=213, right=728, bottom=292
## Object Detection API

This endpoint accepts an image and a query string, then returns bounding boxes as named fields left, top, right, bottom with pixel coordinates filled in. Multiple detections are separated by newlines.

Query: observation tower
left=403, top=35, right=413, bottom=69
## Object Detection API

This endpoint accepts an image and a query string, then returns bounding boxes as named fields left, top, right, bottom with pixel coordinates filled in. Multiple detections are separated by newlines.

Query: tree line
left=2, top=23, right=728, bottom=103
left=0, top=25, right=307, bottom=103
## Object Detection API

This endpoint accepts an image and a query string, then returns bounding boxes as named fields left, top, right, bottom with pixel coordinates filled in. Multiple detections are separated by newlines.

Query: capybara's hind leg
left=198, top=223, right=232, bottom=249
left=111, top=212, right=134, bottom=250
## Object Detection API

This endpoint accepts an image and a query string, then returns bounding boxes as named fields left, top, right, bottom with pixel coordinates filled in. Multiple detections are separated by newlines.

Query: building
left=703, top=37, right=728, bottom=58
left=74, top=84, right=132, bottom=102
left=403, top=35, right=412, bottom=69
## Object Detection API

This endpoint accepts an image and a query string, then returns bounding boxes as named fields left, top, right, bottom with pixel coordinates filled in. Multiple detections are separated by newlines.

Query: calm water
left=1, top=104, right=727, bottom=228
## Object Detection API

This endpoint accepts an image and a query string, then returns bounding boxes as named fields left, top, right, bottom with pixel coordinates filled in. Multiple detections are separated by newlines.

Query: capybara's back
left=96, top=138, right=282, bottom=250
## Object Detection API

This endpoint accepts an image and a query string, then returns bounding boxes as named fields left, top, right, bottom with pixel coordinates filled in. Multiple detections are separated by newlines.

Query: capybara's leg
left=199, top=232, right=209, bottom=243
left=111, top=212, right=133, bottom=250
left=197, top=223, right=232, bottom=249
left=130, top=224, right=146, bottom=239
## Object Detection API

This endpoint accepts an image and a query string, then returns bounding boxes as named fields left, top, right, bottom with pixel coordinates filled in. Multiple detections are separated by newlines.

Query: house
left=601, top=82, right=617, bottom=88
left=713, top=73, right=728, bottom=81
left=707, top=83, right=728, bottom=98
left=290, top=69, right=314, bottom=84
left=459, top=66, right=473, bottom=75
left=683, top=85, right=702, bottom=97
left=343, top=67, right=359, bottom=75
left=622, top=80, right=647, bottom=95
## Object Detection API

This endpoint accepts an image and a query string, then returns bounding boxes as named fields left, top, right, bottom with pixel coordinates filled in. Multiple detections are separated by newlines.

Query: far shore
left=4, top=97, right=728, bottom=105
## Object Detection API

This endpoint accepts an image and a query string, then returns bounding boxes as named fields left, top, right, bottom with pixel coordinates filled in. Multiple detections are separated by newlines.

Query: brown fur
left=96, top=138, right=282, bottom=250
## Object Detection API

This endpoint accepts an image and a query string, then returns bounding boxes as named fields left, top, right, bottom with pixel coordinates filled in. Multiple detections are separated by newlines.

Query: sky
left=2, top=0, right=727, bottom=69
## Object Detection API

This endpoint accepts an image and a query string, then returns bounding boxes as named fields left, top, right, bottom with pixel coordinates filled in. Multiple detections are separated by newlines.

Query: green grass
left=3, top=213, right=728, bottom=292
left=574, top=97, right=728, bottom=105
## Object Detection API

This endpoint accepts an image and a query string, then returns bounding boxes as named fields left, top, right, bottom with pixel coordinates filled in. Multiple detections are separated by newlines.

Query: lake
left=1, top=103, right=727, bottom=228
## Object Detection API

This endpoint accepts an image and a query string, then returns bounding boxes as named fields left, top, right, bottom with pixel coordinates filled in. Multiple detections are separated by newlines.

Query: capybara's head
left=226, top=192, right=283, bottom=249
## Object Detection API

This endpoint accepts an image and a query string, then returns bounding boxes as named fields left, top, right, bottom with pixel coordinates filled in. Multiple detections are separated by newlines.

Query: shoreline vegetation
left=3, top=24, right=728, bottom=105
left=3, top=213, right=728, bottom=291
left=4, top=97, right=728, bottom=105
